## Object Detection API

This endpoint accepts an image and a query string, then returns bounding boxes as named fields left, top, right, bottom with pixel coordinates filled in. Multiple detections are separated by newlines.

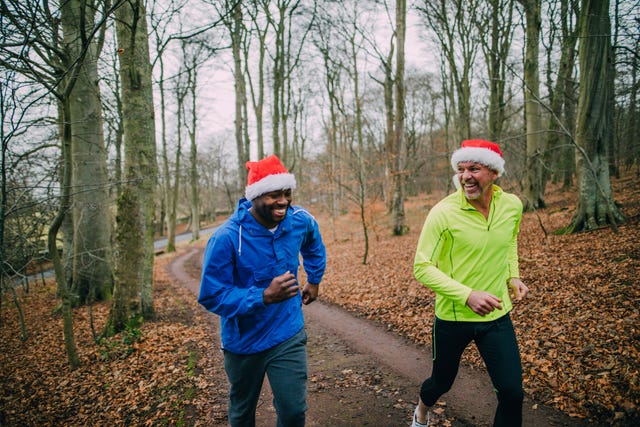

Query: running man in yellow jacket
left=411, top=140, right=529, bottom=427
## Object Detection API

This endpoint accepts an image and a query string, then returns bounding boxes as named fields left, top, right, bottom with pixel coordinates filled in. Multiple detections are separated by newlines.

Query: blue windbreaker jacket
left=198, top=198, right=326, bottom=354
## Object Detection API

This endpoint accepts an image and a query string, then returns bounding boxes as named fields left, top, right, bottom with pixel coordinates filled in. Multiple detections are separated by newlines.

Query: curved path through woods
left=170, top=245, right=585, bottom=427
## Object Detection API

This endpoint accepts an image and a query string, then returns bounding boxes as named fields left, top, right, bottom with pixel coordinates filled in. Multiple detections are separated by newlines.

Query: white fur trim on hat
left=451, top=147, right=505, bottom=176
left=245, top=173, right=297, bottom=201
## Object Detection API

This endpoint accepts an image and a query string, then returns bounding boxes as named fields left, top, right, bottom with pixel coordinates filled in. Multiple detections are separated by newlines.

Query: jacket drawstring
left=238, top=225, right=242, bottom=256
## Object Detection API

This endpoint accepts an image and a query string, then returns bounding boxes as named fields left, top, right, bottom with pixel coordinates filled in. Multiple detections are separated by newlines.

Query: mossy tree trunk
left=62, top=0, right=113, bottom=305
left=563, top=0, right=625, bottom=233
left=517, top=0, right=545, bottom=211
left=107, top=0, right=158, bottom=333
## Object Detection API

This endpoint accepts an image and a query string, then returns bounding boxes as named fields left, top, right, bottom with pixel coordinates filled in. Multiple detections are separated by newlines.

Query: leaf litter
left=0, top=175, right=638, bottom=426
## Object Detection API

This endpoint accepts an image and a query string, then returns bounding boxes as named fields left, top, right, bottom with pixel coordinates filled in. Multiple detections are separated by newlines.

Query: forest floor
left=0, top=175, right=638, bottom=426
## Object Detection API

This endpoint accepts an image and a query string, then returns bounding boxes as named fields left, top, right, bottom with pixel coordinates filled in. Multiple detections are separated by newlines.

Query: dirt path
left=171, top=245, right=586, bottom=427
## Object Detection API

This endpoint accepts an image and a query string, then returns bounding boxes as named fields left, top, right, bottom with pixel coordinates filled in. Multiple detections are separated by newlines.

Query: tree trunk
left=314, top=20, right=342, bottom=223
left=230, top=1, right=248, bottom=191
left=108, top=0, right=158, bottom=332
left=61, top=0, right=113, bottom=305
left=246, top=1, right=268, bottom=159
left=544, top=0, right=578, bottom=189
left=563, top=0, right=625, bottom=233
left=166, top=81, right=185, bottom=253
left=158, top=57, right=171, bottom=241
left=188, top=65, right=200, bottom=241
left=518, top=0, right=545, bottom=211
left=484, top=0, right=515, bottom=141
left=392, top=0, right=408, bottom=236
left=271, top=3, right=285, bottom=158
left=48, top=99, right=79, bottom=369
left=349, top=4, right=368, bottom=265
left=381, top=41, right=394, bottom=211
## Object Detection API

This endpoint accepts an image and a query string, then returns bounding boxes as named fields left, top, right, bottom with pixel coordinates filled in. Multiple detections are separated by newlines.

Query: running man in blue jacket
left=199, top=155, right=326, bottom=427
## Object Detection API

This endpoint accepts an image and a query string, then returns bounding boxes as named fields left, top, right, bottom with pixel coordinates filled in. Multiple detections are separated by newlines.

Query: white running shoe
left=411, top=406, right=430, bottom=427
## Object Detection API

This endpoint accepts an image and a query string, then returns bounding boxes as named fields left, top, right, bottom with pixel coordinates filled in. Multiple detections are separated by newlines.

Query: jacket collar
left=458, top=184, right=503, bottom=210
left=232, top=198, right=293, bottom=234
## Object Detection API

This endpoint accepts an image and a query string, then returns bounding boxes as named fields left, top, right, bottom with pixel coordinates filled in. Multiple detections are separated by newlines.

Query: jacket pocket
left=253, top=261, right=289, bottom=288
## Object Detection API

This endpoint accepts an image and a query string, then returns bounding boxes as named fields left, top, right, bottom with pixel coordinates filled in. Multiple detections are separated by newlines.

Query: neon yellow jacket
left=414, top=185, right=522, bottom=322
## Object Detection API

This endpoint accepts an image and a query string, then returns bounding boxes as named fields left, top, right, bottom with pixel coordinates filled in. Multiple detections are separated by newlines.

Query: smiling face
left=249, top=189, right=292, bottom=229
left=456, top=161, right=498, bottom=203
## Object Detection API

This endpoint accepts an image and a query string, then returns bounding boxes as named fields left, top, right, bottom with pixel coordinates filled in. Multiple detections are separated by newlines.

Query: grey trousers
left=223, top=328, right=308, bottom=427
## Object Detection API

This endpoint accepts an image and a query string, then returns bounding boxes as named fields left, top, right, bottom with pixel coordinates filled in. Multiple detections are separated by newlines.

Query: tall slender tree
left=165, top=71, right=187, bottom=254
left=246, top=0, right=270, bottom=160
left=221, top=0, right=249, bottom=191
left=517, top=0, right=545, bottom=210
left=543, top=0, right=579, bottom=189
left=312, top=9, right=345, bottom=222
left=391, top=0, right=407, bottom=236
left=480, top=0, right=515, bottom=142
left=186, top=51, right=201, bottom=241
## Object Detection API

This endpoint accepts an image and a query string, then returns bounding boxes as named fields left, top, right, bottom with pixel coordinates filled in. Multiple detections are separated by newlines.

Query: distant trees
left=0, top=74, right=57, bottom=342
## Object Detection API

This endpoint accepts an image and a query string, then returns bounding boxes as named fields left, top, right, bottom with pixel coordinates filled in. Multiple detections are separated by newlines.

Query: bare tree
left=312, top=8, right=345, bottom=223
left=417, top=0, right=480, bottom=145
left=562, top=0, right=624, bottom=233
left=267, top=0, right=316, bottom=168
left=165, top=70, right=187, bottom=253
left=391, top=0, right=408, bottom=236
left=334, top=0, right=371, bottom=263
left=0, top=75, right=55, bottom=340
left=611, top=0, right=640, bottom=174
left=479, top=0, right=516, bottom=141
left=185, top=50, right=202, bottom=241
left=246, top=0, right=270, bottom=159
left=228, top=0, right=250, bottom=189
left=149, top=0, right=184, bottom=238
left=48, top=97, right=80, bottom=368
left=516, top=0, right=545, bottom=210
left=211, top=0, right=249, bottom=193
left=543, top=0, right=579, bottom=189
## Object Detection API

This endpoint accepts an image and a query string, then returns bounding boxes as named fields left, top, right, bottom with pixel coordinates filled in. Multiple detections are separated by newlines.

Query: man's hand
left=301, top=283, right=319, bottom=305
left=466, top=290, right=502, bottom=316
left=263, top=271, right=299, bottom=305
left=509, top=277, right=529, bottom=301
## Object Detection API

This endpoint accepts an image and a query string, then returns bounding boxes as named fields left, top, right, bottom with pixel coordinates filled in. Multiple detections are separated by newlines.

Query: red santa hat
left=450, top=139, right=505, bottom=176
left=245, top=155, right=297, bottom=201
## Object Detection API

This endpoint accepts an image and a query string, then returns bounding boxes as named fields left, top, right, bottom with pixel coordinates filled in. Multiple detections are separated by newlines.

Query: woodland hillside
left=0, top=175, right=638, bottom=426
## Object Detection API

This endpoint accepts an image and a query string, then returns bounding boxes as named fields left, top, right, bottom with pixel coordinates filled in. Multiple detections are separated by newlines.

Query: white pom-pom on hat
left=451, top=139, right=505, bottom=176
left=245, top=155, right=297, bottom=201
